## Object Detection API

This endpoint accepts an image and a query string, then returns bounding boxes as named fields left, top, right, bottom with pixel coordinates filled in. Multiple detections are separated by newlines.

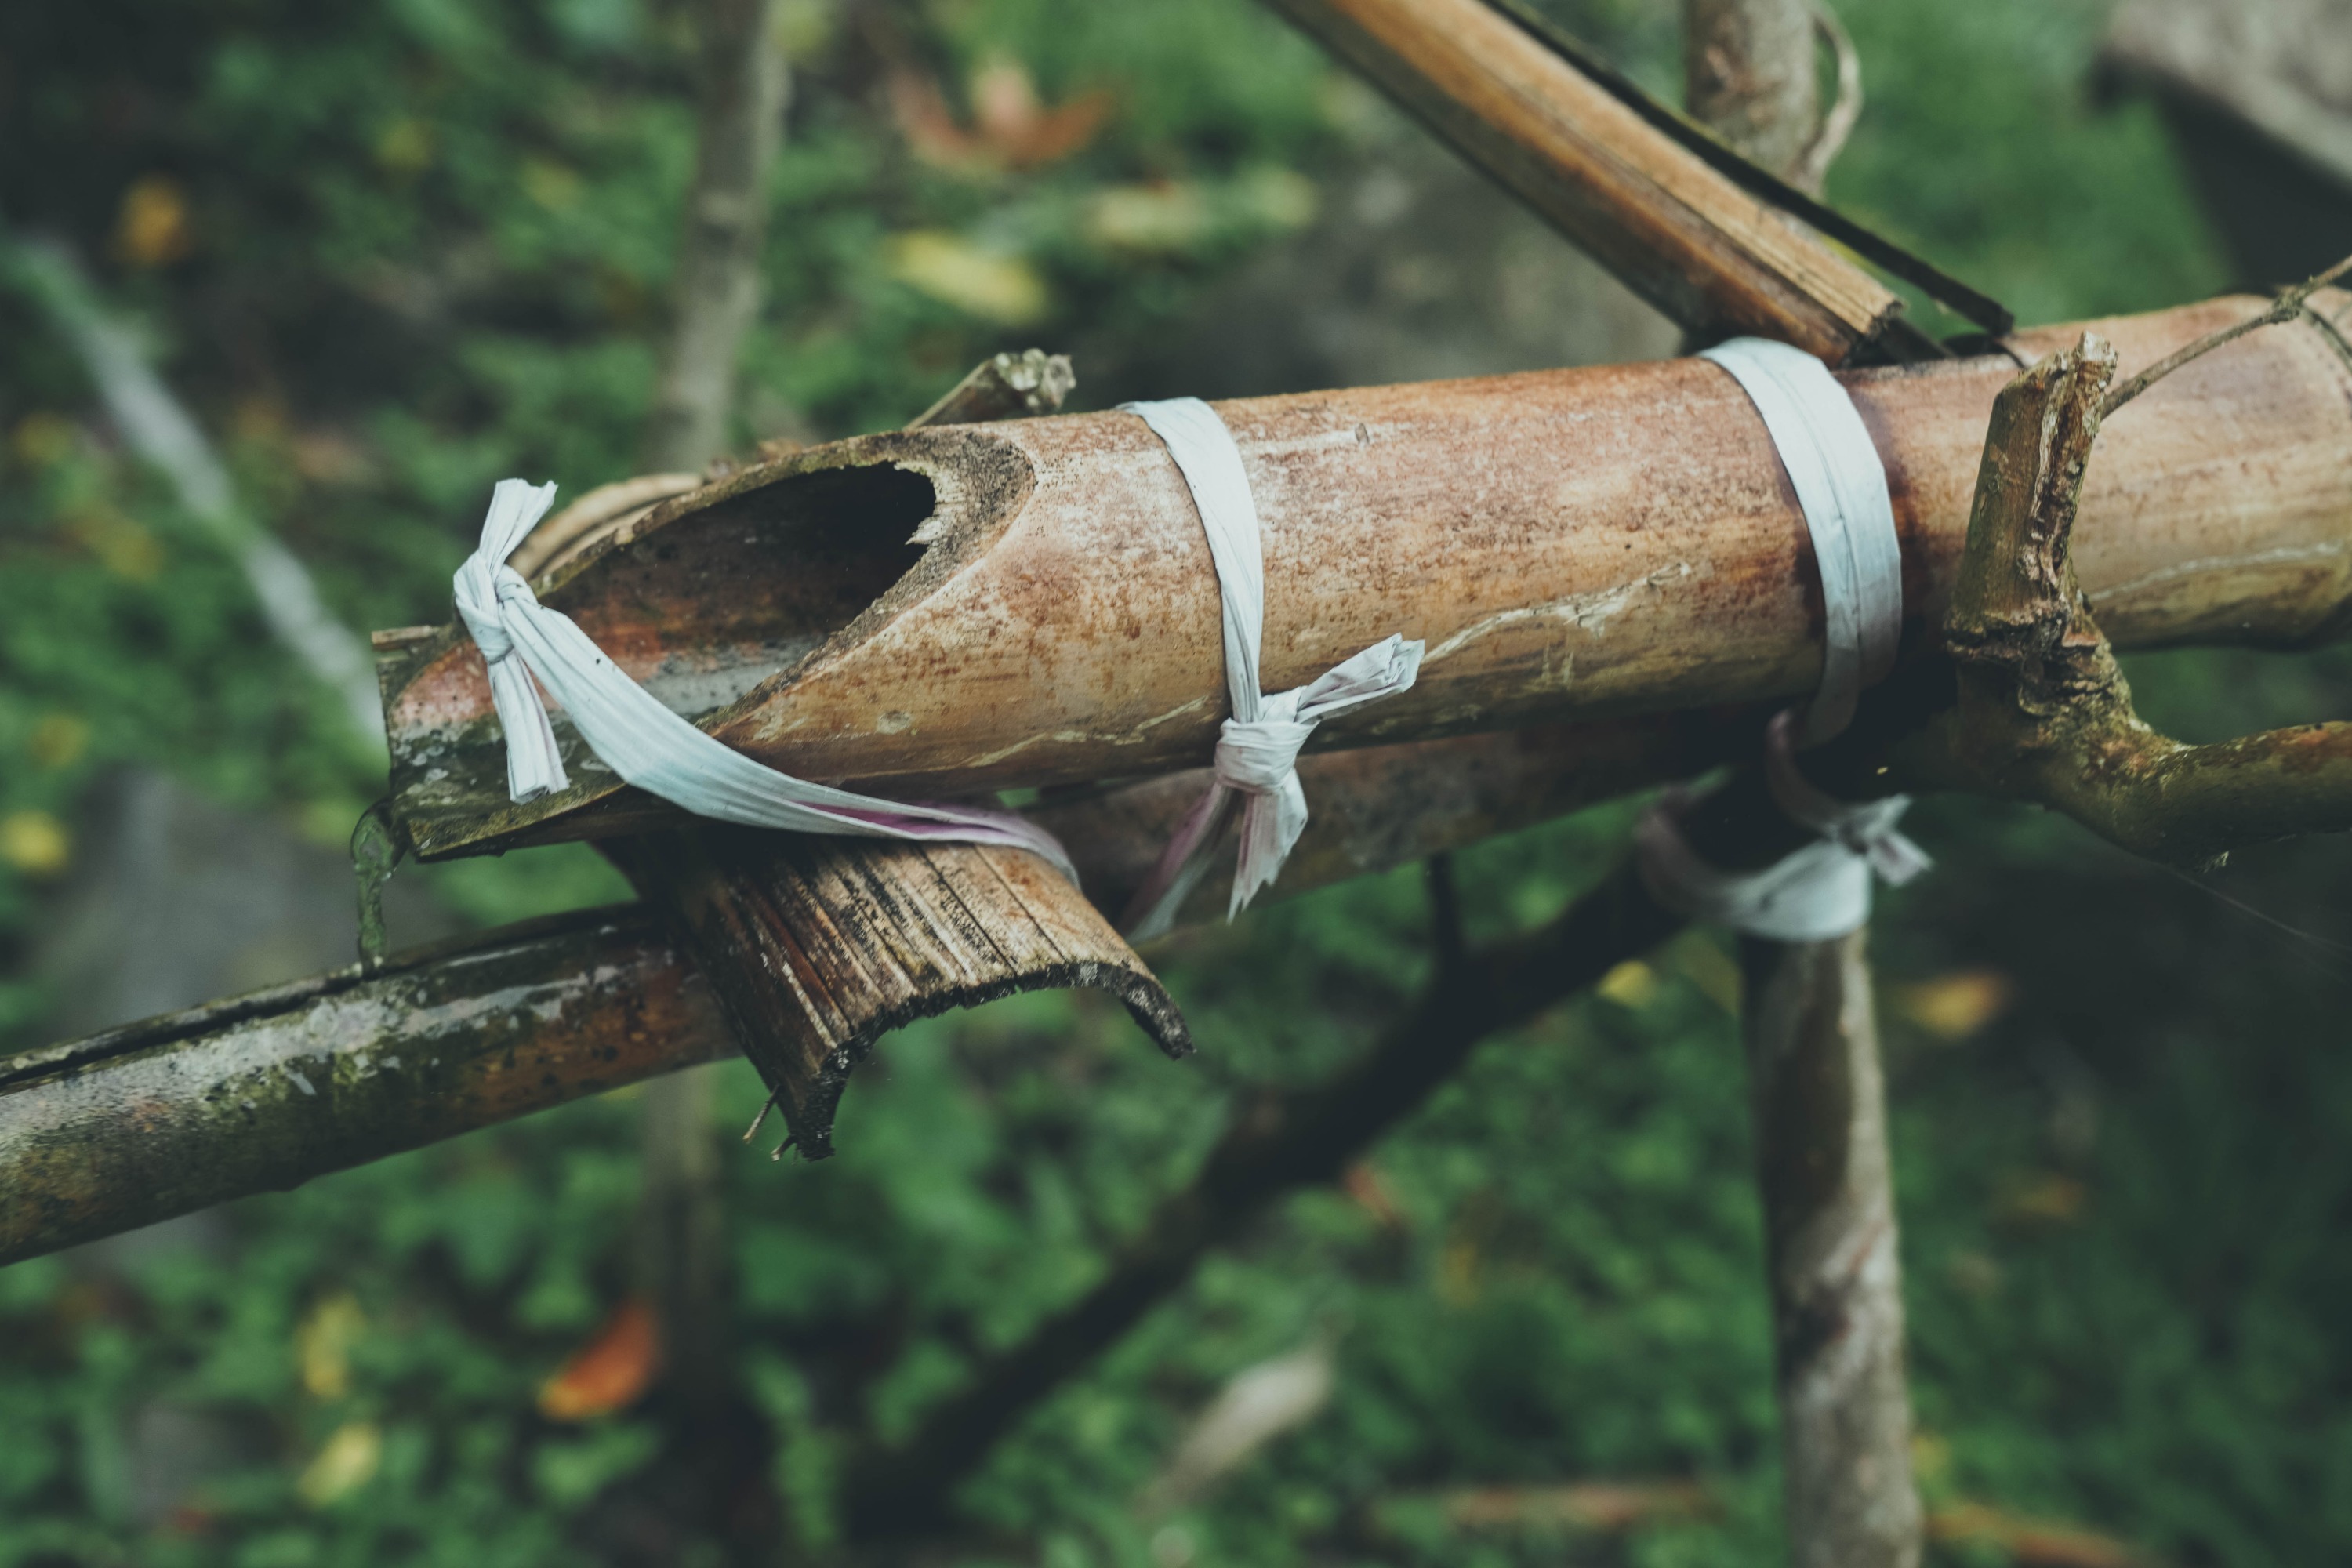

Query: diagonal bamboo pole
left=1254, top=0, right=1925, bottom=360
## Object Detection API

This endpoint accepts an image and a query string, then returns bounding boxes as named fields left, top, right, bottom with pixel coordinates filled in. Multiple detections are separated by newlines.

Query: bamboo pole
left=1741, top=930, right=1923, bottom=1568
left=378, top=296, right=2352, bottom=861
left=1256, top=0, right=1904, bottom=358
left=0, top=709, right=1738, bottom=1269
left=1682, top=8, right=1924, bottom=1563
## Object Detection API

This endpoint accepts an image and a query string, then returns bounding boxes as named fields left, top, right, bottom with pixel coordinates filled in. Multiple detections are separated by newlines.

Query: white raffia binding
left=1635, top=339, right=1928, bottom=941
left=1118, top=397, right=1425, bottom=938
left=453, top=478, right=1079, bottom=883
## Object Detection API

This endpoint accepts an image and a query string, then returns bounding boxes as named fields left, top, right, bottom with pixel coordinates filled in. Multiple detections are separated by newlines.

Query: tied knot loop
left=448, top=477, right=1081, bottom=880
left=1634, top=339, right=1927, bottom=942
left=1210, top=634, right=1423, bottom=921
left=1213, top=707, right=1313, bottom=797
left=454, top=479, right=566, bottom=802
left=1763, top=709, right=1932, bottom=887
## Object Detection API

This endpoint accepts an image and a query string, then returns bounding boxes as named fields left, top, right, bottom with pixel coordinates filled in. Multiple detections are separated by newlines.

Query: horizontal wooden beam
left=380, top=296, right=2352, bottom=861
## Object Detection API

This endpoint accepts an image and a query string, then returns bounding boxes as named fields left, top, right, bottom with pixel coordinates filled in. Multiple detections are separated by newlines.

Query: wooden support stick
left=1682, top=9, right=1923, bottom=1563
left=840, top=853, right=1692, bottom=1537
left=1741, top=928, right=1922, bottom=1568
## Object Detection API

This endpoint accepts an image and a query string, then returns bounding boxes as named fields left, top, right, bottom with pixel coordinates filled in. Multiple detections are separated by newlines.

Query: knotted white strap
left=453, top=478, right=1079, bottom=882
left=1762, top=710, right=1929, bottom=886
left=1635, top=339, right=1926, bottom=942
left=1118, top=397, right=1424, bottom=938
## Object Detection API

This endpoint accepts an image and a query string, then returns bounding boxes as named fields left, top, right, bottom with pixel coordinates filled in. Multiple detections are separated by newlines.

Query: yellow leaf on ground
left=298, top=1293, right=367, bottom=1399
left=1596, top=959, right=1658, bottom=1008
left=28, top=715, right=89, bottom=771
left=887, top=231, right=1049, bottom=325
left=0, top=811, right=70, bottom=877
left=297, top=1422, right=381, bottom=1507
left=114, top=176, right=194, bottom=267
left=1892, top=969, right=2014, bottom=1040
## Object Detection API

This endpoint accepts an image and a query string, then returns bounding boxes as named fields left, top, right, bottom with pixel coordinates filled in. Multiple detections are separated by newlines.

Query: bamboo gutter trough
left=7, top=293, right=2352, bottom=1264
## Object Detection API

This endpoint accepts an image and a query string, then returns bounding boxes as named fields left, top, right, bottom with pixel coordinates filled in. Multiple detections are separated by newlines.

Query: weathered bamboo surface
left=608, top=831, right=1192, bottom=1159
left=0, top=910, right=728, bottom=1265
left=382, top=296, right=2352, bottom=861
left=0, top=708, right=1745, bottom=1266
left=1259, top=0, right=1903, bottom=358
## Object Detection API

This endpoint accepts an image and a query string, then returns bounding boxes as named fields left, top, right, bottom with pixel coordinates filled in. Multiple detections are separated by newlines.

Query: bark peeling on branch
left=1928, top=325, right=2352, bottom=867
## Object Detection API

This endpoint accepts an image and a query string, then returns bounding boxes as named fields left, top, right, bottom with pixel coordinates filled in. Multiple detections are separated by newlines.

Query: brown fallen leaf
left=1342, top=1163, right=1405, bottom=1230
left=890, top=53, right=1112, bottom=172
left=1995, top=1171, right=2089, bottom=1227
left=538, top=1299, right=660, bottom=1421
left=1891, top=969, right=2014, bottom=1041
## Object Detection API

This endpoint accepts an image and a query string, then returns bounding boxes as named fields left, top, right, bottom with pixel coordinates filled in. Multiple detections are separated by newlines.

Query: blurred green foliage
left=3, top=0, right=2350, bottom=1565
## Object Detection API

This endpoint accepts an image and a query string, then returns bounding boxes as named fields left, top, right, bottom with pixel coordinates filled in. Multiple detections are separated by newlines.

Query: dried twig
left=1927, top=329, right=2352, bottom=867
left=1, top=229, right=385, bottom=745
left=2099, top=252, right=2352, bottom=416
left=1787, top=2, right=1864, bottom=198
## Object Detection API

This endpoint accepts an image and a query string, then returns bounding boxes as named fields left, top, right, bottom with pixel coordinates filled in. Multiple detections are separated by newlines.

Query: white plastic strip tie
left=1118, top=397, right=1424, bottom=939
left=453, top=478, right=1080, bottom=883
left=1635, top=339, right=1927, bottom=942
left=1701, top=336, right=1903, bottom=746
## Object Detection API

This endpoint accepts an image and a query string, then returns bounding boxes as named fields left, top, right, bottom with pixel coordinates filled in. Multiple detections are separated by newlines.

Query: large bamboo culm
left=382, top=297, right=2352, bottom=860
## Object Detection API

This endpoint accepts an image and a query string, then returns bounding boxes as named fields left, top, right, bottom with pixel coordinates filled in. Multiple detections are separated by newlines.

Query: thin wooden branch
left=1683, top=10, right=1924, bottom=1563
left=1740, top=929, right=1922, bottom=1568
left=0, top=909, right=730, bottom=1266
left=1926, top=332, right=2352, bottom=867
left=2098, top=252, right=2352, bottom=417
left=837, top=749, right=1879, bottom=1539
left=631, top=0, right=793, bottom=1432
left=838, top=853, right=1693, bottom=1539
left=375, top=296, right=2352, bottom=862
left=1685, top=0, right=1820, bottom=184
left=641, top=0, right=790, bottom=472
left=1787, top=2, right=1864, bottom=199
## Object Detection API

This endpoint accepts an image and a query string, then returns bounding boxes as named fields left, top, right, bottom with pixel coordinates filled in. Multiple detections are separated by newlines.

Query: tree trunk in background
left=643, top=0, right=791, bottom=474
left=1742, top=931, right=1923, bottom=1568
left=1683, top=5, right=1924, bottom=1565
left=636, top=0, right=789, bottom=1432
left=1685, top=0, right=1820, bottom=190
